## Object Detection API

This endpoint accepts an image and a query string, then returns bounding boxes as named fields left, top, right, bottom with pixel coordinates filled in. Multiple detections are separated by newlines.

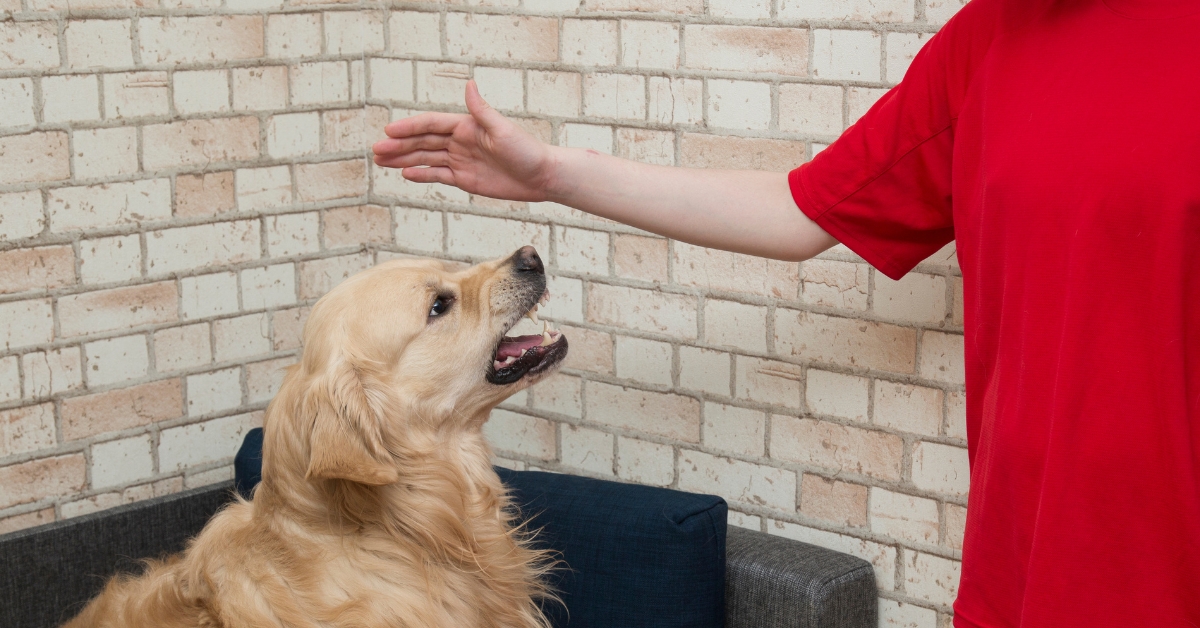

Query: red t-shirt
left=790, top=0, right=1200, bottom=625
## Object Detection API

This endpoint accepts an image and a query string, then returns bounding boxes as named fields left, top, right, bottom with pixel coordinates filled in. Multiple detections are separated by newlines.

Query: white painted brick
left=146, top=220, right=261, bottom=276
left=0, top=299, right=53, bottom=351
left=886, top=32, right=931, bottom=83
left=0, top=79, right=35, bottom=129
left=291, top=61, right=349, bottom=106
left=213, top=313, right=271, bottom=362
left=800, top=259, right=869, bottom=310
left=616, top=436, right=674, bottom=486
left=267, top=112, right=320, bottom=158
left=416, top=62, right=469, bottom=106
left=945, top=390, right=966, bottom=441
left=0, top=21, right=59, bottom=71
left=41, top=75, right=100, bottom=124
left=561, top=425, right=614, bottom=476
left=372, top=164, right=471, bottom=204
left=181, top=272, right=239, bottom=320
left=874, top=272, right=947, bottom=324
left=446, top=214, right=550, bottom=260
left=527, top=70, right=581, bottom=118
left=647, top=77, right=703, bottom=125
left=473, top=66, right=524, bottom=112
left=805, top=369, right=868, bottom=421
left=679, top=346, right=729, bottom=396
left=325, top=11, right=384, bottom=55
left=0, top=357, right=19, bottom=403
left=267, top=212, right=321, bottom=258
left=614, top=335, right=672, bottom=387
left=736, top=356, right=802, bottom=408
left=562, top=19, right=618, bottom=67
left=679, top=450, right=795, bottom=510
left=812, top=29, right=882, bottom=82
left=241, top=264, right=295, bottom=311
left=266, top=12, right=321, bottom=59
left=226, top=0, right=282, bottom=10
left=727, top=511, right=763, bottom=530
left=84, top=335, right=149, bottom=387
left=159, top=411, right=261, bottom=472
left=918, top=331, right=964, bottom=385
left=237, top=166, right=292, bottom=212
left=79, top=234, right=141, bottom=285
left=524, top=0, right=579, bottom=10
left=912, top=441, right=969, bottom=497
left=0, top=402, right=56, bottom=455
left=925, top=0, right=968, bottom=25
left=770, top=520, right=897, bottom=589
left=72, top=127, right=138, bottom=180
left=388, top=10, right=441, bottom=57
left=615, top=128, right=674, bottom=166
left=368, top=58, right=414, bottom=101
left=870, top=487, right=939, bottom=545
left=542, top=276, right=584, bottom=324
left=703, top=402, right=764, bottom=457
left=703, top=299, right=767, bottom=353
left=91, top=434, right=154, bottom=489
left=529, top=373, right=582, bottom=419
left=246, top=357, right=289, bottom=404
left=778, top=0, right=914, bottom=22
left=879, top=599, right=939, bottom=628
left=232, top=66, right=288, bottom=112
left=707, top=79, right=771, bottom=131
left=874, top=381, right=942, bottom=437
left=0, top=191, right=45, bottom=240
left=554, top=226, right=608, bottom=274
left=588, top=283, right=697, bottom=339
left=186, top=367, right=242, bottom=416
left=620, top=21, right=678, bottom=69
left=778, top=84, right=843, bottom=136
left=445, top=13, right=558, bottom=63
left=587, top=381, right=699, bottom=442
left=65, top=20, right=133, bottom=69
left=904, top=552, right=960, bottom=607
left=21, top=348, right=82, bottom=399
left=709, top=0, right=771, bottom=19
left=153, top=323, right=211, bottom=373
left=584, top=73, right=645, bottom=120
left=394, top=206, right=443, bottom=253
left=561, top=123, right=613, bottom=154
left=483, top=409, right=556, bottom=460
left=103, top=71, right=170, bottom=119
left=173, top=69, right=229, bottom=115
left=48, top=179, right=171, bottom=232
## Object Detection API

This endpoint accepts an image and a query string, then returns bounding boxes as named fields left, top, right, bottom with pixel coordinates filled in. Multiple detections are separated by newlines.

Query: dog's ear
left=305, top=361, right=399, bottom=486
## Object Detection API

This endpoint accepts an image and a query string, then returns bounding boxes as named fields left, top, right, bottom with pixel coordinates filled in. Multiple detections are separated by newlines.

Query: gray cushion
left=724, top=526, right=877, bottom=628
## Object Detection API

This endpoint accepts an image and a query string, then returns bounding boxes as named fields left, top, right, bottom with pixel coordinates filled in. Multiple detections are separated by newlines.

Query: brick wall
left=0, top=0, right=967, bottom=624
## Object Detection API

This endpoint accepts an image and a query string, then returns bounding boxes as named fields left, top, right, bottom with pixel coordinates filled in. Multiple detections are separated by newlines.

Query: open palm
left=372, top=81, right=556, bottom=203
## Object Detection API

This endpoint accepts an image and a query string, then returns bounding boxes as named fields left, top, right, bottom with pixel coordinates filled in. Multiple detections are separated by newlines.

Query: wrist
left=542, top=145, right=579, bottom=205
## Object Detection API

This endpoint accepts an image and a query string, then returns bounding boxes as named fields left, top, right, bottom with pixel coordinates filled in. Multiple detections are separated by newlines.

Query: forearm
left=545, top=147, right=837, bottom=262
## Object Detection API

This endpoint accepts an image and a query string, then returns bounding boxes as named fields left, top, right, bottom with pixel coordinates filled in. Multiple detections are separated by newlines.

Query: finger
left=373, top=150, right=450, bottom=169
left=464, top=80, right=506, bottom=132
left=401, top=166, right=455, bottom=186
left=385, top=112, right=468, bottom=138
left=372, top=134, right=452, bottom=157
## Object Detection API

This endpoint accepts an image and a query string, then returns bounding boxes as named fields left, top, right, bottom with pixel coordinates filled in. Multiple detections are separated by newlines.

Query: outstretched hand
left=372, top=81, right=557, bottom=202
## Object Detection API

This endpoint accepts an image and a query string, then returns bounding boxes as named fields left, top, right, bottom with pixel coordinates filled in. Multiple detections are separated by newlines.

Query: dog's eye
left=429, top=296, right=451, bottom=318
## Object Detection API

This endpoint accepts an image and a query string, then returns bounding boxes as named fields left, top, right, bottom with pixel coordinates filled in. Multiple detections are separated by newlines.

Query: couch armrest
left=724, top=526, right=876, bottom=628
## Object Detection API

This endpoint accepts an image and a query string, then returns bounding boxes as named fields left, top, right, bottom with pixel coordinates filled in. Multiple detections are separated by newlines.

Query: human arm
left=372, top=82, right=838, bottom=263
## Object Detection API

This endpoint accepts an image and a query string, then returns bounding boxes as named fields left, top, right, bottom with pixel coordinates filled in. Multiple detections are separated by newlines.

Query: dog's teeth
left=527, top=308, right=540, bottom=325
left=540, top=331, right=553, bottom=346
left=540, top=290, right=550, bottom=306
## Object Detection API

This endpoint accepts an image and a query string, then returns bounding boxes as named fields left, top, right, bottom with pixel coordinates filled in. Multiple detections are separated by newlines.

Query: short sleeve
left=789, top=0, right=999, bottom=279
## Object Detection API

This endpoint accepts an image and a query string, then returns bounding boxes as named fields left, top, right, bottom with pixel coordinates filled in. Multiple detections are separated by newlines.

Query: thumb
left=465, top=80, right=505, bottom=131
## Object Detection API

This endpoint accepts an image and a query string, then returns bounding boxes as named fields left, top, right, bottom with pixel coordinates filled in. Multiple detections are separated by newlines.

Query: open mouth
left=487, top=290, right=568, bottom=385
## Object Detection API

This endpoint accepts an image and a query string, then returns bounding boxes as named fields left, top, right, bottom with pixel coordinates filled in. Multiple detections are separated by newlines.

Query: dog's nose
left=513, top=246, right=544, bottom=274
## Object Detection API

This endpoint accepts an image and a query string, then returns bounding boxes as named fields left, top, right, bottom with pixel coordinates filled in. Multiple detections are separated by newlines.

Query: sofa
left=0, top=429, right=876, bottom=628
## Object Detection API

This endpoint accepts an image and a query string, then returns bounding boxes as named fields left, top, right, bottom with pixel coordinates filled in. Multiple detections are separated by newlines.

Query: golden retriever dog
left=64, top=246, right=568, bottom=628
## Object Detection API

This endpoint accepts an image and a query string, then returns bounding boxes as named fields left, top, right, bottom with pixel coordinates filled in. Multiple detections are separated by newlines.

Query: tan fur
left=64, top=253, right=561, bottom=628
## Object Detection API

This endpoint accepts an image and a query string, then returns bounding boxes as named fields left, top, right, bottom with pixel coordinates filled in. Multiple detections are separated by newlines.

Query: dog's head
left=293, top=246, right=567, bottom=485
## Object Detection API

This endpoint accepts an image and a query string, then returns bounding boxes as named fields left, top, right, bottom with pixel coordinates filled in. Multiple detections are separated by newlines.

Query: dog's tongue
left=497, top=335, right=543, bottom=359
